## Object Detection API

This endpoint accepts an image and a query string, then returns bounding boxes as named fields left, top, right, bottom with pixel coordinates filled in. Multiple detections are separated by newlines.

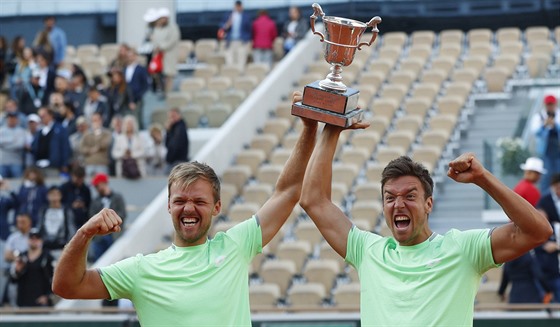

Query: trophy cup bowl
left=291, top=3, right=381, bottom=127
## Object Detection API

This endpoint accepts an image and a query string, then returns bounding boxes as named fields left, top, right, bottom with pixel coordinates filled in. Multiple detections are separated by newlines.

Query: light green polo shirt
left=99, top=217, right=261, bottom=326
left=346, top=227, right=500, bottom=327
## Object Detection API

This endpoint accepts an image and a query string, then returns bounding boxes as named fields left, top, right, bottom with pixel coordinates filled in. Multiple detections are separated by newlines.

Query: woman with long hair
left=111, top=115, right=148, bottom=178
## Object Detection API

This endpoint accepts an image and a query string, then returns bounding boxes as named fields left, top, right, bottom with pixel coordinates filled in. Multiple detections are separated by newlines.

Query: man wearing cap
left=530, top=94, right=560, bottom=192
left=9, top=228, right=55, bottom=307
left=513, top=157, right=547, bottom=207
left=88, top=173, right=127, bottom=262
left=151, top=7, right=181, bottom=95
left=0, top=111, right=26, bottom=178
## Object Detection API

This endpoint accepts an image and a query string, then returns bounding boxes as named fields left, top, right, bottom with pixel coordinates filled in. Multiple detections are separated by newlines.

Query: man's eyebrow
left=383, top=187, right=419, bottom=195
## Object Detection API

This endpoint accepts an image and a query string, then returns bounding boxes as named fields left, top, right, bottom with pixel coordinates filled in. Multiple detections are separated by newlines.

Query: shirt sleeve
left=345, top=226, right=381, bottom=269
left=98, top=255, right=140, bottom=300
left=224, top=216, right=262, bottom=263
left=453, top=229, right=501, bottom=274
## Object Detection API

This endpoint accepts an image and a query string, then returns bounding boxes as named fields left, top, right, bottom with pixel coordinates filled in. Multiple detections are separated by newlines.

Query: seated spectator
left=69, top=116, right=88, bottom=166
left=0, top=112, right=27, bottom=178
left=9, top=228, right=55, bottom=307
left=57, top=100, right=78, bottom=136
left=17, top=69, right=44, bottom=116
left=83, top=86, right=110, bottom=127
left=80, top=112, right=112, bottom=177
left=0, top=99, right=27, bottom=128
left=146, top=123, right=167, bottom=176
left=89, top=173, right=127, bottom=262
left=15, top=166, right=48, bottom=226
left=36, top=186, right=76, bottom=258
left=282, top=6, right=308, bottom=53
left=111, top=115, right=148, bottom=178
left=67, top=65, right=89, bottom=115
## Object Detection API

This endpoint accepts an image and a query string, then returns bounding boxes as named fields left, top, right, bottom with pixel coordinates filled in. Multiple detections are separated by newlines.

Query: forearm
left=477, top=171, right=552, bottom=242
left=52, top=229, right=93, bottom=297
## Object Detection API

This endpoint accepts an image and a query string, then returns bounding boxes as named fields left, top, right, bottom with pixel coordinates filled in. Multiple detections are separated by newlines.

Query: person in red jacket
left=514, top=157, right=547, bottom=207
left=251, top=9, right=278, bottom=69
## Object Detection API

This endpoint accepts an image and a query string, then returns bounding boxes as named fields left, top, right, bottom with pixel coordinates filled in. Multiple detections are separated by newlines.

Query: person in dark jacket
left=498, top=251, right=551, bottom=303
left=36, top=186, right=76, bottom=256
left=165, top=107, right=189, bottom=173
left=59, top=165, right=91, bottom=229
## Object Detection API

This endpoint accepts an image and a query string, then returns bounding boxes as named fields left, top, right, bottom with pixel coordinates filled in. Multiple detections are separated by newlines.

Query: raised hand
left=447, top=152, right=486, bottom=184
left=80, top=208, right=123, bottom=238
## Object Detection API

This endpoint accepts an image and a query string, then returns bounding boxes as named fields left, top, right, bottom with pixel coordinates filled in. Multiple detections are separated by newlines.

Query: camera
left=547, top=111, right=555, bottom=118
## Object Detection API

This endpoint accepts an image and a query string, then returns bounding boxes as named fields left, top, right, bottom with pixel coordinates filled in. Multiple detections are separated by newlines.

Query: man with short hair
left=0, top=112, right=26, bottom=178
left=53, top=93, right=317, bottom=325
left=43, top=16, right=67, bottom=67
left=32, top=107, right=72, bottom=178
left=165, top=107, right=189, bottom=172
left=300, top=123, right=552, bottom=326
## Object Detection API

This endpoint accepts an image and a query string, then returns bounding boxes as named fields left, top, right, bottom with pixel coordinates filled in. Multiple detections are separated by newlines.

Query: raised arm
left=52, top=208, right=122, bottom=299
left=300, top=122, right=369, bottom=258
left=257, top=93, right=318, bottom=247
left=447, top=152, right=552, bottom=264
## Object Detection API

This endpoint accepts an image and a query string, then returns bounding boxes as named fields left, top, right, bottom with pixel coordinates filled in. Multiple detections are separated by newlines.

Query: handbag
left=122, top=157, right=141, bottom=179
left=148, top=52, right=163, bottom=74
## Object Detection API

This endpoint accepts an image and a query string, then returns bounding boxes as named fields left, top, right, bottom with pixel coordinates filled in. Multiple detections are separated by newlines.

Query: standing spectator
left=69, top=116, right=88, bottom=166
left=282, top=6, right=308, bottom=53
left=146, top=123, right=167, bottom=176
left=140, top=9, right=158, bottom=92
left=0, top=99, right=27, bottom=128
left=6, top=36, right=26, bottom=98
left=17, top=68, right=44, bottom=116
left=111, top=115, right=148, bottom=178
left=34, top=51, right=56, bottom=106
left=252, top=9, right=278, bottom=69
left=32, top=107, right=72, bottom=178
left=59, top=166, right=91, bottom=229
left=88, top=173, right=127, bottom=262
left=43, top=16, right=67, bottom=67
left=83, top=86, right=110, bottom=127
left=2, top=213, right=32, bottom=307
left=0, top=112, right=27, bottom=178
left=23, top=114, right=41, bottom=169
left=108, top=115, right=123, bottom=176
left=513, top=157, right=546, bottom=207
left=124, top=48, right=149, bottom=129
left=530, top=94, right=560, bottom=192
left=151, top=7, right=181, bottom=95
left=106, top=68, right=135, bottom=120
left=36, top=186, right=76, bottom=258
left=165, top=107, right=189, bottom=172
left=498, top=251, right=550, bottom=303
left=109, top=43, right=130, bottom=71
left=58, top=100, right=78, bottom=136
left=9, top=228, right=55, bottom=307
left=15, top=167, right=48, bottom=226
left=10, top=44, right=34, bottom=101
left=32, top=31, right=53, bottom=64
left=219, top=1, right=252, bottom=69
left=535, top=174, right=560, bottom=302
left=67, top=65, right=89, bottom=115
left=80, top=112, right=112, bottom=177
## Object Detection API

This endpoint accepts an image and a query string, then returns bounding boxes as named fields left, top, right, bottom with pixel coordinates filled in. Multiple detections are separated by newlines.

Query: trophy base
left=302, top=81, right=359, bottom=114
left=291, top=102, right=364, bottom=127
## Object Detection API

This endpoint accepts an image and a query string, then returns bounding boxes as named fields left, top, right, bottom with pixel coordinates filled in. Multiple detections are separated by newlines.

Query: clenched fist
left=447, top=152, right=486, bottom=184
left=80, top=208, right=123, bottom=238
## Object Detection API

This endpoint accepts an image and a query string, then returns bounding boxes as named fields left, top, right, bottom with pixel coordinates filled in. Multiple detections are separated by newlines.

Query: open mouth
left=394, top=216, right=411, bottom=230
left=181, top=217, right=199, bottom=227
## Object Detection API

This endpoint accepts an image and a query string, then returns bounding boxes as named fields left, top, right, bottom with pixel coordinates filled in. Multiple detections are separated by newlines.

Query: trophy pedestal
left=292, top=101, right=363, bottom=127
left=291, top=81, right=362, bottom=127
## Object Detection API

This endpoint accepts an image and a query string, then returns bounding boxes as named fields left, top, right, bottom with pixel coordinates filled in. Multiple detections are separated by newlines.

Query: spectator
left=36, top=186, right=76, bottom=258
left=299, top=122, right=552, bottom=325
left=252, top=9, right=278, bottom=68
left=0, top=112, right=26, bottom=178
left=140, top=9, right=158, bottom=92
left=0, top=36, right=6, bottom=90
left=23, top=114, right=41, bottom=169
left=17, top=68, right=44, bottom=116
left=111, top=115, right=148, bottom=178
left=165, top=107, right=189, bottom=172
left=535, top=174, right=560, bottom=302
left=6, top=36, right=26, bottom=97
left=513, top=157, right=546, bottom=207
left=124, top=48, right=149, bottom=129
left=530, top=94, right=560, bottom=192
left=151, top=7, right=181, bottom=95
left=80, top=112, right=111, bottom=177
left=282, top=6, right=308, bottom=53
left=10, top=46, right=34, bottom=101
left=59, top=165, right=91, bottom=229
left=15, top=166, right=48, bottom=226
left=32, top=106, right=72, bottom=178
left=2, top=213, right=32, bottom=307
left=43, top=16, right=67, bottom=67
left=146, top=123, right=167, bottom=176
left=34, top=50, right=56, bottom=106
left=108, top=115, right=123, bottom=176
left=0, top=177, right=18, bottom=305
left=51, top=97, right=316, bottom=325
left=69, top=116, right=88, bottom=166
left=83, top=86, right=110, bottom=127
left=9, top=228, right=55, bottom=307
left=67, top=65, right=89, bottom=115
left=219, top=1, right=252, bottom=69
left=498, top=252, right=550, bottom=303
left=32, top=30, right=53, bottom=64
left=0, top=99, right=27, bottom=128
left=88, top=173, right=127, bottom=262
left=106, top=68, right=135, bottom=120
left=109, top=43, right=130, bottom=71
left=57, top=100, right=78, bottom=136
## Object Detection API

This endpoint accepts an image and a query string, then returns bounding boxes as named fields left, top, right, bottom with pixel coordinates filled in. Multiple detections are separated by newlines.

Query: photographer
left=9, top=228, right=54, bottom=307
left=530, top=94, right=560, bottom=192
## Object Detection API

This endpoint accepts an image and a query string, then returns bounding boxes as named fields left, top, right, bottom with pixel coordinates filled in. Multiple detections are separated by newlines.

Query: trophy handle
left=357, top=16, right=382, bottom=50
left=310, top=3, right=326, bottom=43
